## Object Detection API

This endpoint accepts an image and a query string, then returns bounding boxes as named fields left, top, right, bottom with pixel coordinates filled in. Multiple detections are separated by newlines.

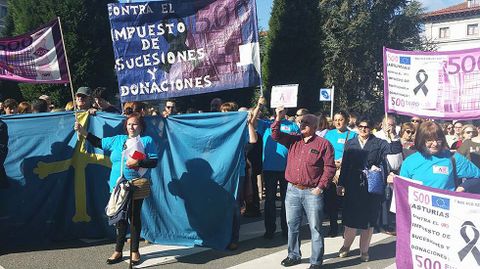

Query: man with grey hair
left=272, top=107, right=335, bottom=269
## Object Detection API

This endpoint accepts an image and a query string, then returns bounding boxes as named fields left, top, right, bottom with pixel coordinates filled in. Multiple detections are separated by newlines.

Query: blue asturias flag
left=0, top=111, right=247, bottom=249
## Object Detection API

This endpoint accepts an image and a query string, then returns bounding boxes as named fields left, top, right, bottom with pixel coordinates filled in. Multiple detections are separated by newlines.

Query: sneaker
left=360, top=252, right=369, bottom=262
left=338, top=246, right=350, bottom=258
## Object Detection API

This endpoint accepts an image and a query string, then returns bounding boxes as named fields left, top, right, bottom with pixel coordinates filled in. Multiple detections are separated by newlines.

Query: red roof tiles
left=424, top=2, right=480, bottom=21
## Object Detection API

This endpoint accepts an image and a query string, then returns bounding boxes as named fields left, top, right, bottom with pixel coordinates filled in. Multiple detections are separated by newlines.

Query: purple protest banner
left=108, top=0, right=261, bottom=102
left=394, top=176, right=480, bottom=269
left=384, top=47, right=480, bottom=120
left=0, top=19, right=68, bottom=84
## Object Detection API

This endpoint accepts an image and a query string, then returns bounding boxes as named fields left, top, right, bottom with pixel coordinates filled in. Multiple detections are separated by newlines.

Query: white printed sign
left=319, top=88, right=332, bottom=101
left=270, top=84, right=299, bottom=108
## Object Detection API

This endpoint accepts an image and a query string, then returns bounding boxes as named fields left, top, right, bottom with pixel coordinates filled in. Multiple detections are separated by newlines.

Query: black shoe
left=263, top=231, right=274, bottom=239
left=308, top=264, right=322, bottom=269
left=106, top=256, right=123, bottom=264
left=281, top=257, right=301, bottom=267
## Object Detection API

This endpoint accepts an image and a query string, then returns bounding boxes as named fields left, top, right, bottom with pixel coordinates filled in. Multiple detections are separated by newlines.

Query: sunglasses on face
left=165, top=106, right=174, bottom=109
left=425, top=140, right=443, bottom=146
left=405, top=130, right=415, bottom=135
left=411, top=119, right=421, bottom=123
left=357, top=125, right=370, bottom=130
left=447, top=127, right=453, bottom=130
left=465, top=131, right=474, bottom=134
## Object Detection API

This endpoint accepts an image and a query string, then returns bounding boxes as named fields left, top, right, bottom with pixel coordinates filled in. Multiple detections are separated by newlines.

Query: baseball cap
left=76, top=86, right=92, bottom=96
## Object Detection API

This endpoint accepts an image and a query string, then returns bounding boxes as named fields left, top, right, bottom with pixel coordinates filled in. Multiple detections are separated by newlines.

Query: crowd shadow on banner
left=0, top=141, right=77, bottom=249
left=1, top=134, right=114, bottom=252
left=168, top=158, right=234, bottom=249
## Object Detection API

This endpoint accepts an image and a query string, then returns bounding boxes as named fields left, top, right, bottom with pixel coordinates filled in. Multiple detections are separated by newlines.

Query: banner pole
left=57, top=17, right=77, bottom=111
left=330, top=85, right=335, bottom=119
left=252, top=0, right=264, bottom=98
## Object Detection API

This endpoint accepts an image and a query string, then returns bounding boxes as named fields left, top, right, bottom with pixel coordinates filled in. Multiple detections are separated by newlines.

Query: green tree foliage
left=320, top=0, right=426, bottom=117
left=262, top=0, right=323, bottom=111
left=2, top=0, right=117, bottom=107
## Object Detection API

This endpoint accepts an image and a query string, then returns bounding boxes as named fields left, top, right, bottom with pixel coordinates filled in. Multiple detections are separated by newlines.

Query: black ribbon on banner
left=458, top=221, right=480, bottom=265
left=413, top=69, right=429, bottom=96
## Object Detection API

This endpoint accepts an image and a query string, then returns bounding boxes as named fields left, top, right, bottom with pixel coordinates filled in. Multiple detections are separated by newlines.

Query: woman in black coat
left=336, top=116, right=402, bottom=262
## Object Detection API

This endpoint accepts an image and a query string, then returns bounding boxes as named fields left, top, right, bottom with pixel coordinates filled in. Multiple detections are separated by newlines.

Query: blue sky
left=256, top=0, right=464, bottom=29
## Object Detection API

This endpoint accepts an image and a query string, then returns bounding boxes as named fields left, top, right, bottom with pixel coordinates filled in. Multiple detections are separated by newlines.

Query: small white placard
left=319, top=88, right=332, bottom=101
left=270, top=84, right=299, bottom=108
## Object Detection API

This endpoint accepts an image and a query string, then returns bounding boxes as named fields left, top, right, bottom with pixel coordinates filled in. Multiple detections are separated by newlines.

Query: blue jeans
left=285, top=183, right=325, bottom=265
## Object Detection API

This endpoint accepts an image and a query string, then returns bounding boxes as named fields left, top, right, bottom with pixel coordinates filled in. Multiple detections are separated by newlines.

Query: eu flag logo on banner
left=432, top=195, right=450, bottom=210
left=399, top=56, right=411, bottom=65
left=319, top=88, right=332, bottom=101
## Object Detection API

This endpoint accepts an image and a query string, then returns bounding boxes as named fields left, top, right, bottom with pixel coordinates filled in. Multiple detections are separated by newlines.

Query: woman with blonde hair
left=65, top=101, right=74, bottom=111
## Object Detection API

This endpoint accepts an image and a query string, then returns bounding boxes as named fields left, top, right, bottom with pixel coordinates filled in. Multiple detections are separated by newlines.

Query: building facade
left=423, top=0, right=480, bottom=51
left=0, top=0, right=6, bottom=33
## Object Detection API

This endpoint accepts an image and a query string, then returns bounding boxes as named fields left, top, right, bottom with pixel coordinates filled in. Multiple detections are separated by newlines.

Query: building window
left=439, top=27, right=450, bottom=39
left=467, top=24, right=479, bottom=36
left=0, top=6, right=6, bottom=19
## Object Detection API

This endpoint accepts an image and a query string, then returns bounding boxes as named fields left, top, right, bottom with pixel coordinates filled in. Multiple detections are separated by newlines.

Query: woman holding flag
left=75, top=112, right=158, bottom=265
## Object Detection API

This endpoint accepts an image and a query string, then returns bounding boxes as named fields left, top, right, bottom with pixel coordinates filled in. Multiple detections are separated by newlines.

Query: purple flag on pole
left=0, top=19, right=68, bottom=84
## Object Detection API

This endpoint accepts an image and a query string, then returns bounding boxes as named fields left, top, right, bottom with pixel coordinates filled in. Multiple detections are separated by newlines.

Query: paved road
left=0, top=211, right=396, bottom=269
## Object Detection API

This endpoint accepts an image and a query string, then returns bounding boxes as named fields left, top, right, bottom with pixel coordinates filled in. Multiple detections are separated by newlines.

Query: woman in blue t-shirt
left=75, top=112, right=158, bottom=265
left=323, top=111, right=357, bottom=237
left=400, top=121, right=480, bottom=191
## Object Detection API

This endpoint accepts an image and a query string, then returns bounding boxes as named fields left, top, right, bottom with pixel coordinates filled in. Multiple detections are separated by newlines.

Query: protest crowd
left=1, top=86, right=480, bottom=268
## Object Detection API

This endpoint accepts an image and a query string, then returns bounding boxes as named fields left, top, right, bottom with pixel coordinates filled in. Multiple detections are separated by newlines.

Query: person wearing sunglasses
left=410, top=116, right=423, bottom=129
left=336, top=116, right=402, bottom=262
left=294, top=108, right=310, bottom=127
left=400, top=121, right=480, bottom=191
left=162, top=100, right=177, bottom=117
left=444, top=122, right=457, bottom=148
left=457, top=125, right=480, bottom=168
left=399, top=123, right=415, bottom=149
